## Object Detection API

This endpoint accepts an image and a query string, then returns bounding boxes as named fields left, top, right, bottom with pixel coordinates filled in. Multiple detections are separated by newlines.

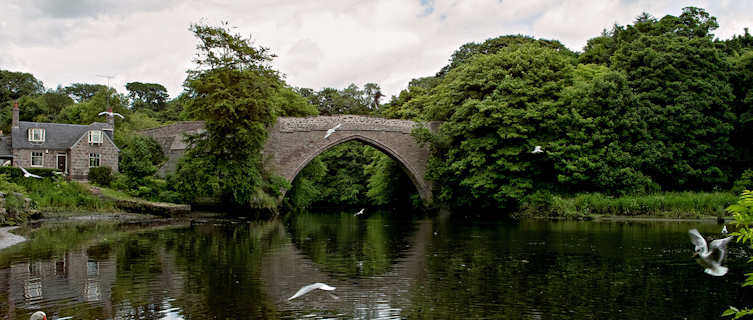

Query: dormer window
left=88, top=130, right=103, bottom=144
left=29, top=128, right=45, bottom=143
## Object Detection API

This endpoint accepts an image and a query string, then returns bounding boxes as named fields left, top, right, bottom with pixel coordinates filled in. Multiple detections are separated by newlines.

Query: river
left=0, top=211, right=750, bottom=319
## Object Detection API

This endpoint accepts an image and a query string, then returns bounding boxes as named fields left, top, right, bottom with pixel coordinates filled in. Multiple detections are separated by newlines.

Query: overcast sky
left=1, top=0, right=752, bottom=100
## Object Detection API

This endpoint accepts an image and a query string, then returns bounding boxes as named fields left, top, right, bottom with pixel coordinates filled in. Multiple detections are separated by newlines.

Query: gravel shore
left=0, top=226, right=26, bottom=250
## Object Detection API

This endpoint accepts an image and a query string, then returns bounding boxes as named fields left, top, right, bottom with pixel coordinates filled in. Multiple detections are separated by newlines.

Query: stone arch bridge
left=139, top=116, right=437, bottom=204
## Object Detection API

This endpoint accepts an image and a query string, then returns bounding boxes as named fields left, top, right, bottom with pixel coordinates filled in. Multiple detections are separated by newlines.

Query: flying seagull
left=324, top=123, right=342, bottom=139
left=288, top=282, right=336, bottom=301
left=722, top=225, right=728, bottom=235
left=19, top=167, right=42, bottom=179
left=98, top=110, right=125, bottom=119
left=30, top=311, right=47, bottom=320
left=531, top=146, right=544, bottom=154
left=354, top=208, right=364, bottom=216
left=688, top=229, right=734, bottom=276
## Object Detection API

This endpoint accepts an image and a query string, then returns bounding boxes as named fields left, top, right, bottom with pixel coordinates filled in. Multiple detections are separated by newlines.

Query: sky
left=1, top=0, right=752, bottom=100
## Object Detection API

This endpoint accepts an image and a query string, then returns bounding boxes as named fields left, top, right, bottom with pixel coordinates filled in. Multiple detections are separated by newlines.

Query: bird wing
left=333, top=123, right=341, bottom=130
left=704, top=263, right=729, bottom=276
left=19, top=166, right=30, bottom=175
left=709, top=236, right=734, bottom=263
left=29, top=173, right=42, bottom=179
left=288, top=283, right=335, bottom=301
left=688, top=229, right=707, bottom=254
left=98, top=111, right=108, bottom=116
left=113, top=112, right=125, bottom=119
left=324, top=130, right=333, bottom=139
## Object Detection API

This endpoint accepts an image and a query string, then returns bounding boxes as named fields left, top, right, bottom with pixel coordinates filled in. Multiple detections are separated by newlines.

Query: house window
left=88, top=130, right=103, bottom=144
left=29, top=128, right=45, bottom=143
left=31, top=152, right=43, bottom=167
left=89, top=153, right=100, bottom=167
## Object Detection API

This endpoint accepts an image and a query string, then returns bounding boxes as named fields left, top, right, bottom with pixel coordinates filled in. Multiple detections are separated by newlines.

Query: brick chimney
left=11, top=101, right=19, bottom=128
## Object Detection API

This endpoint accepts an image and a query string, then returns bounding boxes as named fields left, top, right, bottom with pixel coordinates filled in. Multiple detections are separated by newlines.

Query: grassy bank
left=3, top=175, right=116, bottom=212
left=520, top=191, right=738, bottom=219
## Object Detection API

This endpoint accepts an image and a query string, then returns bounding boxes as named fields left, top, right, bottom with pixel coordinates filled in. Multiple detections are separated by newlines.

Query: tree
left=436, top=35, right=572, bottom=77
left=126, top=82, right=169, bottom=112
left=610, top=10, right=734, bottom=190
left=422, top=44, right=575, bottom=209
left=301, top=83, right=380, bottom=115
left=119, top=135, right=164, bottom=179
left=64, top=83, right=108, bottom=102
left=174, top=22, right=288, bottom=209
left=548, top=64, right=657, bottom=194
left=0, top=70, right=44, bottom=103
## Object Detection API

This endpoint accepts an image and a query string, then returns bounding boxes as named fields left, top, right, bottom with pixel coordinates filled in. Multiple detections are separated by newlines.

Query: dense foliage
left=173, top=23, right=316, bottom=210
left=382, top=7, right=753, bottom=211
left=723, top=190, right=753, bottom=319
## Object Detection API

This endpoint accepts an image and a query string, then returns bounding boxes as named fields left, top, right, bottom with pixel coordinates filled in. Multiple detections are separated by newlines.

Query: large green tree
left=126, top=82, right=169, bottom=112
left=608, top=8, right=735, bottom=190
left=174, top=22, right=307, bottom=209
left=422, top=43, right=575, bottom=209
left=63, top=83, right=108, bottom=103
left=0, top=70, right=44, bottom=103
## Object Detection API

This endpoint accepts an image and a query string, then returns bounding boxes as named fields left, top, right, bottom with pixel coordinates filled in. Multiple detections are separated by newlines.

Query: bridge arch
left=139, top=116, right=437, bottom=205
left=262, top=115, right=434, bottom=204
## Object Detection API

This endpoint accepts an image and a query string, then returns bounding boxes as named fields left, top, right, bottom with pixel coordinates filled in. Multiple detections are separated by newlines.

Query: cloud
left=1, top=0, right=752, bottom=100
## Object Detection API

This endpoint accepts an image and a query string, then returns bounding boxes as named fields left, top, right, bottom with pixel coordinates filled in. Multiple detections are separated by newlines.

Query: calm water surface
left=0, top=212, right=750, bottom=319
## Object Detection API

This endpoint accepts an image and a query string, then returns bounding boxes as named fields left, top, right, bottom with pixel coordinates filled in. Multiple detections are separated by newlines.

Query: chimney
left=12, top=101, right=19, bottom=128
left=106, top=107, right=115, bottom=128
left=105, top=107, right=115, bottom=140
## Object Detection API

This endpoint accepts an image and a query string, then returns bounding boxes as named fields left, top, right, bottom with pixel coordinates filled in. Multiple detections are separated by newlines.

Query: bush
left=26, top=168, right=60, bottom=178
left=88, top=166, right=114, bottom=186
left=0, top=167, right=23, bottom=179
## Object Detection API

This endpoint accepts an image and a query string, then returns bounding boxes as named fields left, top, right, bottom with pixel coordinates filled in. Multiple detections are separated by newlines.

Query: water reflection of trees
left=403, top=219, right=752, bottom=319
left=287, top=211, right=417, bottom=277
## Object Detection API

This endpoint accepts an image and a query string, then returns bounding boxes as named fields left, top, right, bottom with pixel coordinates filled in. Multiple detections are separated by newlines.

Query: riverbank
left=1, top=174, right=191, bottom=226
left=518, top=191, right=738, bottom=219
left=0, top=226, right=26, bottom=250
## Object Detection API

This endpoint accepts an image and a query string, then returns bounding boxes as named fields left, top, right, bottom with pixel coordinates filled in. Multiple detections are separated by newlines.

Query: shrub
left=0, top=167, right=23, bottom=179
left=26, top=168, right=59, bottom=178
left=88, top=166, right=114, bottom=186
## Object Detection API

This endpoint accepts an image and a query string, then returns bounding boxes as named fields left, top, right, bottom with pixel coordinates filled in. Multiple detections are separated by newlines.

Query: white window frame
left=88, top=130, right=103, bottom=144
left=29, top=128, right=45, bottom=143
left=31, top=151, right=43, bottom=167
left=89, top=153, right=100, bottom=168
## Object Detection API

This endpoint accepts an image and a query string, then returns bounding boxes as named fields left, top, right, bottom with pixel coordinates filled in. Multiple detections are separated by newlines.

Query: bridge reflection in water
left=263, top=217, right=433, bottom=319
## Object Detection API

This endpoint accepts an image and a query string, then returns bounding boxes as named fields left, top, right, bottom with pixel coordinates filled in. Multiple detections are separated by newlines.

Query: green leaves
left=174, top=22, right=289, bottom=209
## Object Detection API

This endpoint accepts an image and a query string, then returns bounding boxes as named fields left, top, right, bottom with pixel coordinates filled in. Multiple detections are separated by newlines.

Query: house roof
left=11, top=121, right=111, bottom=150
left=0, top=136, right=12, bottom=157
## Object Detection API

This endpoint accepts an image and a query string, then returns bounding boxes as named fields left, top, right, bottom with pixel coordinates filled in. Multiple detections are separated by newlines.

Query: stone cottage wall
left=12, top=148, right=67, bottom=169
left=69, top=138, right=119, bottom=180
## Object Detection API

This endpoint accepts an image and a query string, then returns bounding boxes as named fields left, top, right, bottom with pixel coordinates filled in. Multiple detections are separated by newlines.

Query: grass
left=533, top=191, right=739, bottom=219
left=1, top=176, right=117, bottom=214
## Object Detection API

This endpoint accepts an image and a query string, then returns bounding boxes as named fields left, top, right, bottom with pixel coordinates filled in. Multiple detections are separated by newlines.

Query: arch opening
left=281, top=135, right=428, bottom=209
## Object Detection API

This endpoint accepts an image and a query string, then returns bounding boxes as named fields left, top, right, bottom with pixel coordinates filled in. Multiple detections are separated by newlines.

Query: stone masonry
left=69, top=137, right=119, bottom=180
left=140, top=116, right=437, bottom=204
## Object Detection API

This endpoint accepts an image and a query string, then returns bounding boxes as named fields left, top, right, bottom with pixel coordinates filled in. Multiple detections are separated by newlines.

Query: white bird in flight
left=288, top=282, right=336, bottom=301
left=30, top=311, right=47, bottom=320
left=98, top=110, right=125, bottom=119
left=354, top=208, right=364, bottom=216
left=688, top=229, right=734, bottom=276
left=531, top=145, right=544, bottom=154
left=19, top=167, right=42, bottom=179
left=324, top=123, right=342, bottom=139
